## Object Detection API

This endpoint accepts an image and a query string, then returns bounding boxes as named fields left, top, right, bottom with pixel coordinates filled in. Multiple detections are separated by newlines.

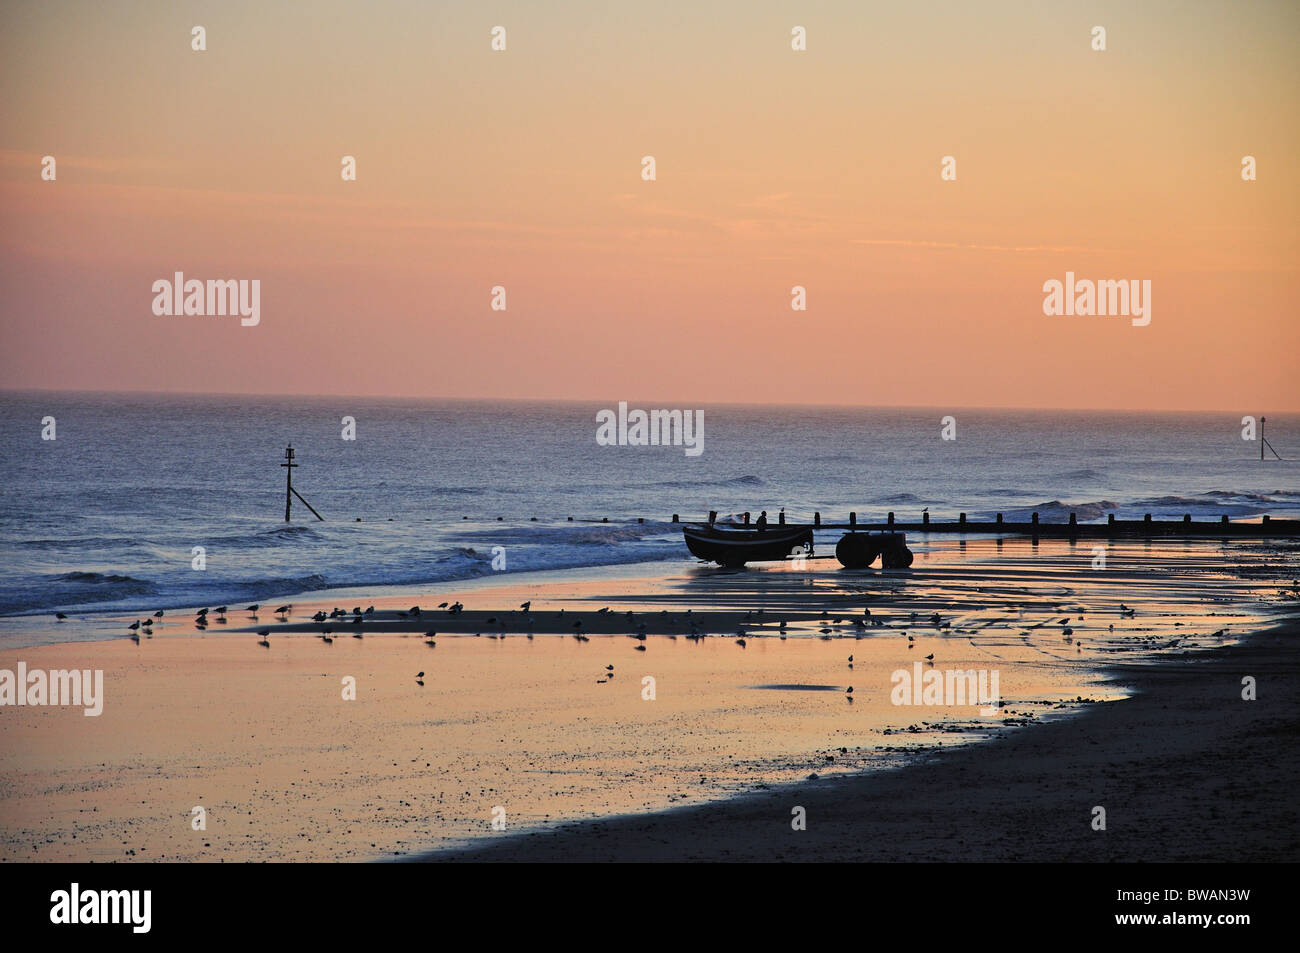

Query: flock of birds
left=54, top=598, right=1155, bottom=685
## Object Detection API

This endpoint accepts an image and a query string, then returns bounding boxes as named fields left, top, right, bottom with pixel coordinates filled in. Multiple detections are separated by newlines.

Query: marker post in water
left=281, top=445, right=324, bottom=522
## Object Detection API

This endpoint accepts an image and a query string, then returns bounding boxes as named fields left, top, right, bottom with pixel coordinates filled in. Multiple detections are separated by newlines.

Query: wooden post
left=1032, top=512, right=1039, bottom=526
left=849, top=511, right=857, bottom=528
left=959, top=512, right=966, bottom=528
left=922, top=511, right=930, bottom=526
left=778, top=510, right=786, bottom=525
left=996, top=513, right=1003, bottom=526
left=814, top=511, right=821, bottom=527
left=280, top=444, right=323, bottom=521
left=888, top=511, right=895, bottom=527
left=281, top=445, right=297, bottom=522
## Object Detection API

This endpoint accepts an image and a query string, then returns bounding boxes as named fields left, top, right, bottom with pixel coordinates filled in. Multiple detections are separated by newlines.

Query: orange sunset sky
left=1, top=0, right=1297, bottom=411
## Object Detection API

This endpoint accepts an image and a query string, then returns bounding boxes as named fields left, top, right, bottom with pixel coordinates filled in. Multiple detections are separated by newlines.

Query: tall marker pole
left=282, top=445, right=298, bottom=521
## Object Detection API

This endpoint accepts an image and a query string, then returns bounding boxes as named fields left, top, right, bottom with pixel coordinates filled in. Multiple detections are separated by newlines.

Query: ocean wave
left=867, top=493, right=924, bottom=504
left=998, top=500, right=1119, bottom=522
left=1201, top=490, right=1288, bottom=503
left=0, top=571, right=161, bottom=615
left=203, top=525, right=326, bottom=547
left=446, top=523, right=667, bottom=546
left=637, top=474, right=765, bottom=490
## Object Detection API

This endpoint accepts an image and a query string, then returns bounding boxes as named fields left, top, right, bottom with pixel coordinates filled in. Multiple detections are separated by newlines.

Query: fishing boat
left=682, top=522, right=813, bottom=568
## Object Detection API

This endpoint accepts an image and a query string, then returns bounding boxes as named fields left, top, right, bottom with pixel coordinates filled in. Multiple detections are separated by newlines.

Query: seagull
left=153, top=610, right=164, bottom=618
left=437, top=602, right=449, bottom=609
left=736, top=638, right=747, bottom=647
left=520, top=601, right=531, bottom=611
left=924, top=653, right=934, bottom=661
left=845, top=686, right=853, bottom=694
left=275, top=605, right=291, bottom=615
left=55, top=612, right=68, bottom=621
left=246, top=605, right=260, bottom=613
left=416, top=671, right=424, bottom=678
left=364, top=606, right=375, bottom=615
left=128, top=620, right=140, bottom=631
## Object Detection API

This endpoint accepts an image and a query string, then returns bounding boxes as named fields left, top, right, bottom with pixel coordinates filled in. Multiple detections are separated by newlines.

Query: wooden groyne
left=671, top=511, right=1300, bottom=539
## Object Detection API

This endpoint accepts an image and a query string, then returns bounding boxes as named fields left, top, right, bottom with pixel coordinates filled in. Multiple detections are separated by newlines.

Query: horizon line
left=0, top=386, right=1293, bottom=418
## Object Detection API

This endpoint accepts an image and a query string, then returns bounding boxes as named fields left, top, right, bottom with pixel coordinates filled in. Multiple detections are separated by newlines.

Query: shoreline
left=413, top=618, right=1300, bottom=862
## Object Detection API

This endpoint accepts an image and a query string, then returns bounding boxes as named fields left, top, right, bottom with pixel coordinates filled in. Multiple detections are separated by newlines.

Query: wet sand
left=1, top=538, right=1296, bottom=862
left=421, top=620, right=1300, bottom=862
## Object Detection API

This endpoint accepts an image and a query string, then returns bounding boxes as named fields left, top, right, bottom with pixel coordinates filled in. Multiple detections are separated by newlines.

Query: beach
left=1, top=537, right=1295, bottom=863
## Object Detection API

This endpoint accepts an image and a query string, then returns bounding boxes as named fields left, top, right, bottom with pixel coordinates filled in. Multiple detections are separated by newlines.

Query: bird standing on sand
left=55, top=612, right=68, bottom=621
left=924, top=653, right=934, bottom=661
left=128, top=620, right=140, bottom=631
left=520, top=601, right=530, bottom=612
left=153, top=610, right=164, bottom=618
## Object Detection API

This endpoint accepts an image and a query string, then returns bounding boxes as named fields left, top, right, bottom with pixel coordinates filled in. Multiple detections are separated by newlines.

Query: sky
left=1, top=0, right=1297, bottom=411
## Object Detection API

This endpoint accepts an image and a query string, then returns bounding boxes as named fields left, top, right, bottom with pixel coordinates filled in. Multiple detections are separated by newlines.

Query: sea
left=1, top=391, right=1296, bottom=633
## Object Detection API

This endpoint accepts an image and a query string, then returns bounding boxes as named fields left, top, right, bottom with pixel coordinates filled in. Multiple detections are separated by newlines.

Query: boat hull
left=682, top=525, right=813, bottom=567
